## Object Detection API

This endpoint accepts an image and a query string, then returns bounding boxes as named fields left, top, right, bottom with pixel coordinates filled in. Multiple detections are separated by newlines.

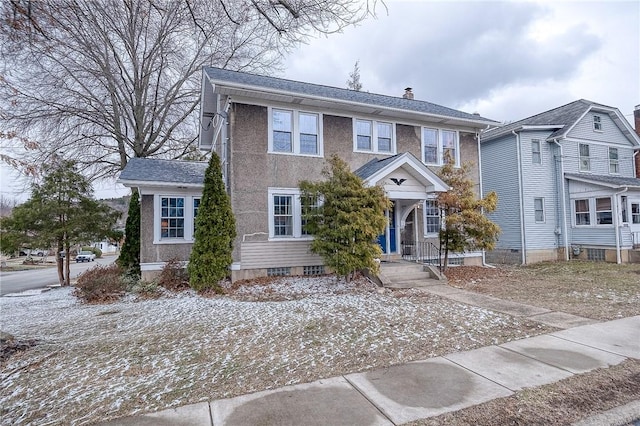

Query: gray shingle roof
left=204, top=67, right=497, bottom=125
left=119, top=157, right=207, bottom=186
left=481, top=99, right=615, bottom=142
left=354, top=155, right=402, bottom=180
left=565, top=173, right=640, bottom=189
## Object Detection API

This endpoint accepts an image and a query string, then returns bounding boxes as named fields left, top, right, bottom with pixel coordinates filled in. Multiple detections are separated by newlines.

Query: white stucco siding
left=480, top=135, right=521, bottom=250
left=520, top=131, right=559, bottom=250
left=568, top=112, right=630, bottom=145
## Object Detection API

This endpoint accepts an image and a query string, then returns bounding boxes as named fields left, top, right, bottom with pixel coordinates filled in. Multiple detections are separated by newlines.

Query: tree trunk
left=56, top=240, right=65, bottom=286
left=64, top=241, right=71, bottom=286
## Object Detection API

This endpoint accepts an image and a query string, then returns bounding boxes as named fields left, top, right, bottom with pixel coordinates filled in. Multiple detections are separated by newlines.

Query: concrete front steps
left=378, top=260, right=444, bottom=289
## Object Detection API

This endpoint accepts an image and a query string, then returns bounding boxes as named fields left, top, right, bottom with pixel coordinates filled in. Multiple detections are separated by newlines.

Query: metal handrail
left=401, top=240, right=442, bottom=269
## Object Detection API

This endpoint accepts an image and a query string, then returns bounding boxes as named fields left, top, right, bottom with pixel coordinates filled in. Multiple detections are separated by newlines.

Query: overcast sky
left=285, top=0, right=639, bottom=122
left=1, top=0, right=638, bottom=202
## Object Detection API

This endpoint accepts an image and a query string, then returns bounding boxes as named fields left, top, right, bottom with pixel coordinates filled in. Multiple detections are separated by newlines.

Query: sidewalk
left=98, top=315, right=640, bottom=425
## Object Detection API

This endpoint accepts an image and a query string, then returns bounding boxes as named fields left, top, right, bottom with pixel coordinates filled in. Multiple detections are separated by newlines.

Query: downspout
left=613, top=187, right=629, bottom=264
left=476, top=129, right=493, bottom=267
left=551, top=139, right=570, bottom=260
left=512, top=130, right=527, bottom=265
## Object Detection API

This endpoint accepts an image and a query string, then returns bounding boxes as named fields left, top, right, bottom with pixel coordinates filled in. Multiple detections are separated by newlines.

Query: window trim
left=352, top=118, right=396, bottom=154
left=579, top=143, right=591, bottom=172
left=268, top=107, right=324, bottom=157
left=608, top=147, right=619, bottom=174
left=574, top=198, right=591, bottom=227
left=593, top=115, right=603, bottom=132
left=423, top=198, right=442, bottom=236
left=421, top=127, right=460, bottom=166
left=268, top=188, right=314, bottom=240
left=531, top=139, right=542, bottom=164
left=534, top=197, right=545, bottom=223
left=153, top=194, right=199, bottom=244
left=595, top=197, right=613, bottom=225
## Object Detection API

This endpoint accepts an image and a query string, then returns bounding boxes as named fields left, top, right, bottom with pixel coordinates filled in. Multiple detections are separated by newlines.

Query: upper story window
left=608, top=147, right=619, bottom=174
left=353, top=119, right=395, bottom=154
left=269, top=108, right=322, bottom=156
left=579, top=143, right=590, bottom=172
left=531, top=139, right=541, bottom=164
left=422, top=128, right=459, bottom=166
left=593, top=115, right=602, bottom=131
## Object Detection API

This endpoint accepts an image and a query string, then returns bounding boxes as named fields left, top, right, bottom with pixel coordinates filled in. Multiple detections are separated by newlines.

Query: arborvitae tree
left=117, top=189, right=141, bottom=278
left=346, top=60, right=363, bottom=91
left=0, top=159, right=119, bottom=285
left=188, top=152, right=236, bottom=292
left=300, top=155, right=390, bottom=281
left=437, top=158, right=500, bottom=270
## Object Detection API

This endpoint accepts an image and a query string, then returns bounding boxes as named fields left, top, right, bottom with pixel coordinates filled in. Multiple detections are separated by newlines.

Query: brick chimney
left=635, top=105, right=640, bottom=178
left=403, top=87, right=414, bottom=100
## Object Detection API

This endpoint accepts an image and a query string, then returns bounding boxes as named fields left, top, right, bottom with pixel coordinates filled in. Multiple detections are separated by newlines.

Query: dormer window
left=593, top=115, right=602, bottom=131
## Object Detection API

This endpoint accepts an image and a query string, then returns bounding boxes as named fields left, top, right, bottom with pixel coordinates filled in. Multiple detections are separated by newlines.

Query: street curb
left=572, top=400, right=640, bottom=426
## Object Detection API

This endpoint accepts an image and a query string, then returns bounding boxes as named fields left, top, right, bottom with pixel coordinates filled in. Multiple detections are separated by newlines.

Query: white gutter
left=512, top=130, right=527, bottom=264
left=207, top=78, right=497, bottom=128
left=613, top=187, right=628, bottom=264
left=552, top=139, right=570, bottom=261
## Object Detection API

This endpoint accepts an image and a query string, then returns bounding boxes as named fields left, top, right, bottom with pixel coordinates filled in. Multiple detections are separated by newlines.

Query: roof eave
left=206, top=76, right=497, bottom=128
left=117, top=179, right=204, bottom=189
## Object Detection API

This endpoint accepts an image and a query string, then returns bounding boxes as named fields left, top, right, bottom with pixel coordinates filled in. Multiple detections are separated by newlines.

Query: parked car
left=75, top=251, right=96, bottom=262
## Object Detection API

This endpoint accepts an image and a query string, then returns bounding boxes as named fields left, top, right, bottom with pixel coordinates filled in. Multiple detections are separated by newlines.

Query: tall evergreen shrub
left=188, top=152, right=236, bottom=292
left=117, top=189, right=141, bottom=278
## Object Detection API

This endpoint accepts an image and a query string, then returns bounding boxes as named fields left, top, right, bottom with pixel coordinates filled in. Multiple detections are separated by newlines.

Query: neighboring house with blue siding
left=480, top=99, right=640, bottom=265
left=119, top=67, right=497, bottom=281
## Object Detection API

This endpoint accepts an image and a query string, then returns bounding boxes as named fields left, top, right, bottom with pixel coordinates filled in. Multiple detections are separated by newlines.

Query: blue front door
left=378, top=201, right=396, bottom=254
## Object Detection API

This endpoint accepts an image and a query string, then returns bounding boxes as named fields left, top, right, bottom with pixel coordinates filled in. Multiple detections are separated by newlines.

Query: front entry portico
left=354, top=152, right=449, bottom=259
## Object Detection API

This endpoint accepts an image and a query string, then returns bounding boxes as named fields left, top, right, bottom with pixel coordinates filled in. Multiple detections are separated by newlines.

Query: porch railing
left=401, top=240, right=442, bottom=269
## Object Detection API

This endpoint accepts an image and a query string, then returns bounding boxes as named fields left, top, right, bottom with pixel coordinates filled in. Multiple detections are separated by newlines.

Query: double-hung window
left=595, top=197, right=612, bottom=225
left=353, top=119, right=395, bottom=153
left=574, top=199, right=590, bottom=226
left=161, top=197, right=185, bottom=238
left=193, top=198, right=201, bottom=233
left=422, top=128, right=459, bottom=166
left=608, top=147, right=619, bottom=174
left=424, top=199, right=441, bottom=235
left=593, top=115, right=602, bottom=131
left=534, top=198, right=545, bottom=223
left=531, top=140, right=541, bottom=164
left=632, top=203, right=640, bottom=224
left=269, top=189, right=317, bottom=239
left=270, top=108, right=322, bottom=156
left=579, top=143, right=590, bottom=172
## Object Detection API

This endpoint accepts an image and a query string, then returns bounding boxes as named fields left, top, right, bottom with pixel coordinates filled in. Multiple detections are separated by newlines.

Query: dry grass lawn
left=445, top=261, right=640, bottom=320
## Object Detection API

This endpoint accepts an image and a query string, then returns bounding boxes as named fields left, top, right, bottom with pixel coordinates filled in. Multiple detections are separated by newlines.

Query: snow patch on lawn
left=0, top=276, right=549, bottom=425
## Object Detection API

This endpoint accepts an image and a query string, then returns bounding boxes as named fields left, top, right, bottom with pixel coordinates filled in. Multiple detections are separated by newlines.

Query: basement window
left=267, top=267, right=291, bottom=277
left=303, top=265, right=325, bottom=276
left=586, top=248, right=605, bottom=262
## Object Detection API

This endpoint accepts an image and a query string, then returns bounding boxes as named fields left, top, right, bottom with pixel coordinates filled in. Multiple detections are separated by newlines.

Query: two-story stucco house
left=119, top=67, right=497, bottom=281
left=480, top=99, right=640, bottom=265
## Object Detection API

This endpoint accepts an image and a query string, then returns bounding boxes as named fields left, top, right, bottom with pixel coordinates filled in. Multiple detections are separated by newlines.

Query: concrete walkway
left=99, top=315, right=640, bottom=426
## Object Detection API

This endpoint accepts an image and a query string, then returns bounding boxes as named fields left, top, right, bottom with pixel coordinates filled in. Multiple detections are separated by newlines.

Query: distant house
left=119, top=67, right=497, bottom=281
left=480, top=100, right=640, bottom=264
